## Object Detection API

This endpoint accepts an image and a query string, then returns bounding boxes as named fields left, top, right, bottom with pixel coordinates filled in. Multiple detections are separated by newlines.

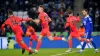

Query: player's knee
left=68, top=37, right=72, bottom=40
left=38, top=38, right=42, bottom=42
left=20, top=40, right=24, bottom=44
left=90, top=38, right=93, bottom=41
left=86, top=39, right=90, bottom=43
left=49, top=38, right=53, bottom=41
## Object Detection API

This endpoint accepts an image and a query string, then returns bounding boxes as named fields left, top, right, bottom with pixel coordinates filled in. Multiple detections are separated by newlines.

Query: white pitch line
left=51, top=51, right=76, bottom=56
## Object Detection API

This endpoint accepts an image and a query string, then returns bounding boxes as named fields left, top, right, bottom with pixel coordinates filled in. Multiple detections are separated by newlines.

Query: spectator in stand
left=89, top=7, right=94, bottom=17
left=50, top=19, right=56, bottom=31
left=0, top=0, right=74, bottom=33
left=24, top=0, right=30, bottom=11
left=4, top=1, right=10, bottom=10
left=37, top=0, right=44, bottom=5
left=58, top=2, right=66, bottom=9
left=58, top=9, right=65, bottom=18
left=48, top=0, right=55, bottom=9
left=56, top=17, right=64, bottom=31
left=95, top=7, right=100, bottom=22
left=95, top=7, right=100, bottom=31
left=51, top=9, right=59, bottom=21
left=11, top=1, right=18, bottom=11
left=28, top=7, right=37, bottom=19
left=66, top=0, right=71, bottom=9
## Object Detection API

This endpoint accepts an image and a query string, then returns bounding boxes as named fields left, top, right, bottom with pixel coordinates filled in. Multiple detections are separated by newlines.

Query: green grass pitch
left=0, top=48, right=100, bottom=56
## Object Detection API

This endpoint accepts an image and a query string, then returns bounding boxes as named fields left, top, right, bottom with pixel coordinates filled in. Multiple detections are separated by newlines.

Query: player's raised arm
left=1, top=24, right=6, bottom=32
left=48, top=17, right=52, bottom=22
left=22, top=18, right=32, bottom=21
left=74, top=15, right=80, bottom=22
left=76, top=16, right=80, bottom=22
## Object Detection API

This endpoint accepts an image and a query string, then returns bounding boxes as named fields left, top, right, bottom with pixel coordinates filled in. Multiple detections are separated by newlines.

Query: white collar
left=85, top=15, right=89, bottom=18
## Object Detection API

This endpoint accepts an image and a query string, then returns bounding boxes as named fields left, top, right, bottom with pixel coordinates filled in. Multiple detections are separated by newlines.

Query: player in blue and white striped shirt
left=78, top=9, right=99, bottom=53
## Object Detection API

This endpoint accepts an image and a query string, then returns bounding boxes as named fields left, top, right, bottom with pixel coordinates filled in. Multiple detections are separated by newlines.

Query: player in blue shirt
left=78, top=9, right=99, bottom=53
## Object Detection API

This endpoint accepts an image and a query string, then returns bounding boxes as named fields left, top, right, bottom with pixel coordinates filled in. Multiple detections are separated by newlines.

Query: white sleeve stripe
left=85, top=32, right=88, bottom=38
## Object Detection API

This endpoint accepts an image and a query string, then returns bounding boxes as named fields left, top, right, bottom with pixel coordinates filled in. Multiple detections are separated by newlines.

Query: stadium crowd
left=0, top=0, right=74, bottom=36
left=1, top=0, right=100, bottom=37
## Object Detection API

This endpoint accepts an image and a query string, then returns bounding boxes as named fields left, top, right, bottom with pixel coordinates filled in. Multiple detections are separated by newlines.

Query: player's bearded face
left=82, top=11, right=86, bottom=16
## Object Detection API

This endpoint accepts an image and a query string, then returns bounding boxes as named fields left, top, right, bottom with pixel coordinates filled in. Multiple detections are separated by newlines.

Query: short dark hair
left=68, top=10, right=73, bottom=14
left=8, top=10, right=13, bottom=15
left=83, top=9, right=88, bottom=13
left=39, top=5, right=45, bottom=10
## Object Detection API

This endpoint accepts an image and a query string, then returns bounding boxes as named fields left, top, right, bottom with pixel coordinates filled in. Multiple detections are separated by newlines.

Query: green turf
left=0, top=48, right=100, bottom=56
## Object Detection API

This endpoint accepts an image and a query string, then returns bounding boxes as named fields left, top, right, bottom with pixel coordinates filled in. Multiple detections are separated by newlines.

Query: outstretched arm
left=1, top=24, right=6, bottom=32
left=48, top=18, right=51, bottom=22
left=1, top=18, right=9, bottom=32
left=32, top=19, right=40, bottom=25
left=21, top=18, right=32, bottom=21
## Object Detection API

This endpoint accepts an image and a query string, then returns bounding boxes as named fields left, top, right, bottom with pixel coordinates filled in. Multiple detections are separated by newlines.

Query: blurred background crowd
left=0, top=0, right=100, bottom=37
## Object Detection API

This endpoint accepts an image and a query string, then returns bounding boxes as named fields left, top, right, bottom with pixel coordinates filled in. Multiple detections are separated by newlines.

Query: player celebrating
left=65, top=11, right=84, bottom=52
left=25, top=21, right=38, bottom=49
left=77, top=9, right=99, bottom=53
left=32, top=5, right=67, bottom=53
left=1, top=10, right=33, bottom=55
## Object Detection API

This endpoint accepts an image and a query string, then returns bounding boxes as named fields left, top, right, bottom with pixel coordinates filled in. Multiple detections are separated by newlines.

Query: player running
left=65, top=11, right=85, bottom=52
left=1, top=10, right=33, bottom=55
left=25, top=21, right=38, bottom=49
left=32, top=5, right=67, bottom=53
left=77, top=9, right=99, bottom=53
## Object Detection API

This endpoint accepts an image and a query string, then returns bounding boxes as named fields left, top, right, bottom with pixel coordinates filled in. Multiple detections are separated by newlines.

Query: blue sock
left=82, top=41, right=86, bottom=50
left=91, top=40, right=97, bottom=49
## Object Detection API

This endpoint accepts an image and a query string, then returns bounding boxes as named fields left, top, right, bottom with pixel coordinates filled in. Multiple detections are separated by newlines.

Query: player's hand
left=32, top=20, right=35, bottom=22
left=29, top=18, right=32, bottom=20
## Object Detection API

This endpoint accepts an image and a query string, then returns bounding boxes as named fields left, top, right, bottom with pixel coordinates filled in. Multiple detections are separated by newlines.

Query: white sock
left=87, top=43, right=92, bottom=48
left=35, top=49, right=38, bottom=52
left=62, top=38, right=65, bottom=40
left=95, top=49, right=98, bottom=51
left=80, top=42, right=84, bottom=47
left=69, top=48, right=72, bottom=50
left=62, top=38, right=67, bottom=41
left=80, top=49, right=83, bottom=52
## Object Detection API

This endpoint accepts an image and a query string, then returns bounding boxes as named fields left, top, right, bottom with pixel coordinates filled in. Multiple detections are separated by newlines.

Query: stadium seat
left=18, top=11, right=23, bottom=16
left=23, top=15, right=29, bottom=18
left=13, top=11, right=18, bottom=16
left=23, top=11, right=28, bottom=16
